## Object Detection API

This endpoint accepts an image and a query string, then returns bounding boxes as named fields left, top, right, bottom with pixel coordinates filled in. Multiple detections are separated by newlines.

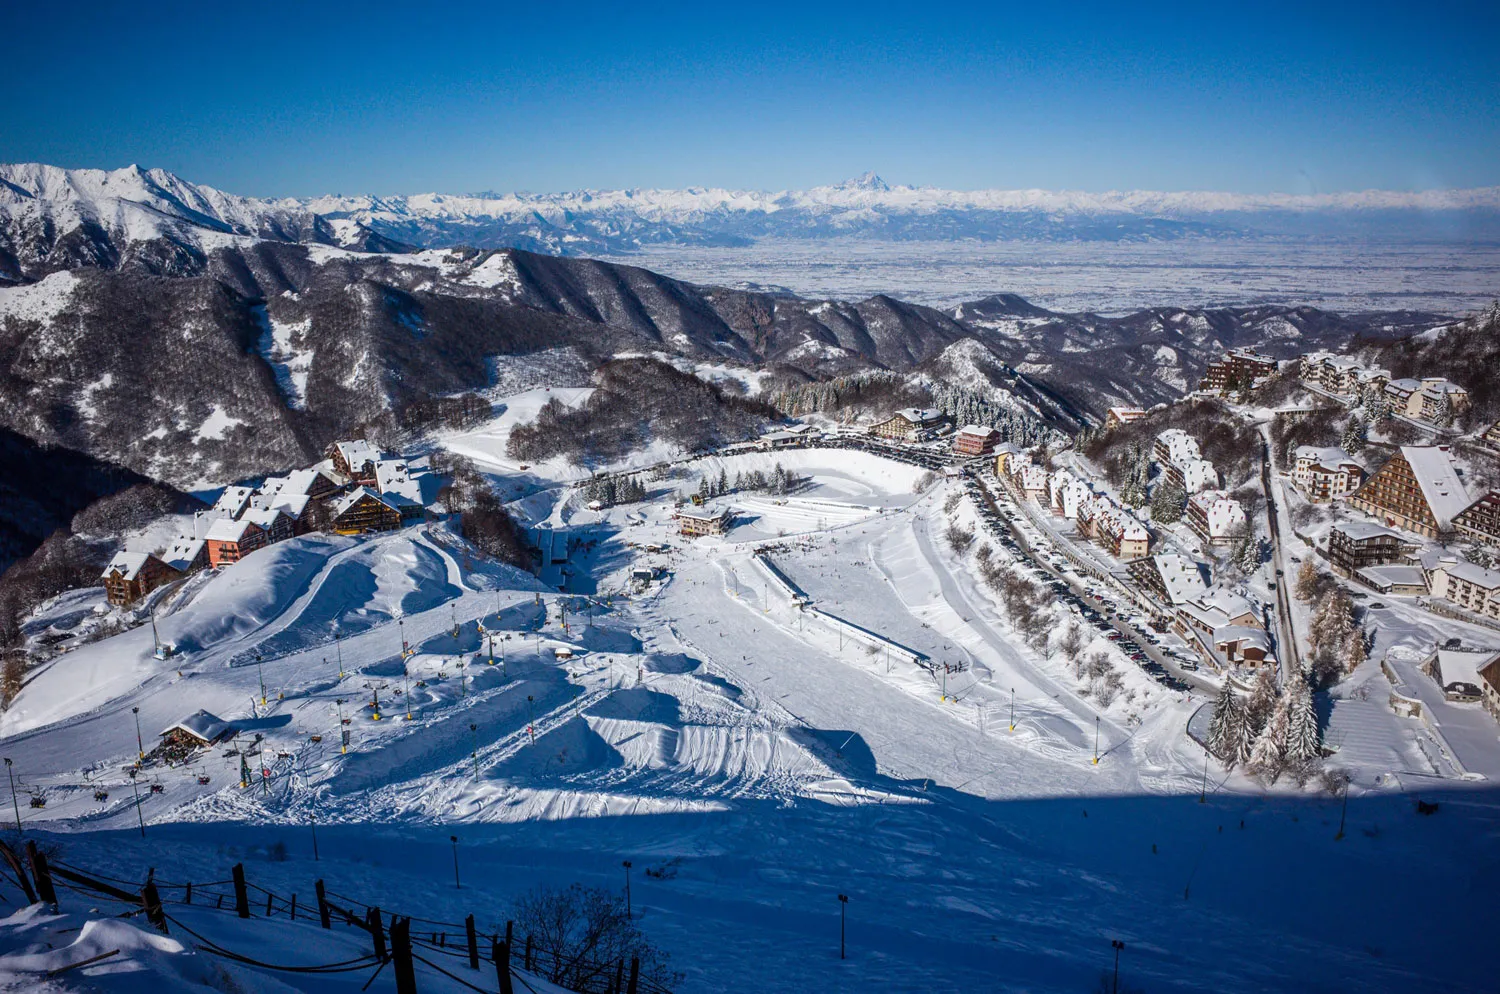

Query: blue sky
left=5, top=1, right=1497, bottom=197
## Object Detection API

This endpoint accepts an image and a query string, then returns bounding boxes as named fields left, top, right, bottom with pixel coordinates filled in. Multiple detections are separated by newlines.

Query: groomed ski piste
left=0, top=418, right=1492, bottom=993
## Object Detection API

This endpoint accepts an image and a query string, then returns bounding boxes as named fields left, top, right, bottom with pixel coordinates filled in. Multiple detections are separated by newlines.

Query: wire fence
left=4, top=843, right=668, bottom=994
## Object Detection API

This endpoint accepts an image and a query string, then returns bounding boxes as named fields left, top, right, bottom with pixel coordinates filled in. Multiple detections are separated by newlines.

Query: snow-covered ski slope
left=1, top=443, right=1492, bottom=993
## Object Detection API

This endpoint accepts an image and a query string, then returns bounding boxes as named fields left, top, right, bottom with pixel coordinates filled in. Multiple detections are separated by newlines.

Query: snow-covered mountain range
left=7, top=163, right=1500, bottom=284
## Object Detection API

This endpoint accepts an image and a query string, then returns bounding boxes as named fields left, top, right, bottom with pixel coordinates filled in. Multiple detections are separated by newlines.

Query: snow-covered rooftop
left=1401, top=446, right=1470, bottom=530
left=1151, top=554, right=1209, bottom=605
left=1427, top=649, right=1500, bottom=694
left=1295, top=445, right=1358, bottom=469
left=1332, top=520, right=1405, bottom=543
left=100, top=550, right=153, bottom=581
left=204, top=517, right=257, bottom=542
left=158, top=709, right=232, bottom=744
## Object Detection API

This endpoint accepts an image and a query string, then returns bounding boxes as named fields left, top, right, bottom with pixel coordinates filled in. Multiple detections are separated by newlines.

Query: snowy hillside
left=0, top=441, right=1494, bottom=992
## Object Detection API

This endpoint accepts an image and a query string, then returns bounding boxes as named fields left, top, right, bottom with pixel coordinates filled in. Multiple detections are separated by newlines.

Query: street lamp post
left=336, top=698, right=347, bottom=754
left=128, top=768, right=146, bottom=837
left=256, top=654, right=267, bottom=706
left=1092, top=716, right=1100, bottom=765
left=837, top=893, right=849, bottom=960
left=335, top=627, right=344, bottom=679
left=1200, top=743, right=1209, bottom=803
left=132, top=706, right=144, bottom=761
left=622, top=860, right=632, bottom=918
left=526, top=695, right=535, bottom=745
left=1111, top=940, right=1125, bottom=994
left=310, top=812, right=320, bottom=861
left=450, top=835, right=461, bottom=889
left=470, top=723, right=480, bottom=782
left=1009, top=687, right=1015, bottom=732
left=3, top=759, right=20, bottom=834
left=1335, top=779, right=1349, bottom=840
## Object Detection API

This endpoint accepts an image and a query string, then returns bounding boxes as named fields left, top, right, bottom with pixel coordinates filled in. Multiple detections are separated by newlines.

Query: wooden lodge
left=100, top=551, right=181, bottom=606
left=204, top=517, right=268, bottom=568
left=332, top=487, right=404, bottom=534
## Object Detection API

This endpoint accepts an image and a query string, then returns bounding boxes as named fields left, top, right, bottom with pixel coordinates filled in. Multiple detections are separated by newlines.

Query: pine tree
left=1285, top=673, right=1321, bottom=762
left=1244, top=667, right=1278, bottom=742
left=1207, top=682, right=1242, bottom=764
left=1236, top=535, right=1261, bottom=574
left=1151, top=481, right=1185, bottom=524
left=1340, top=417, right=1365, bottom=455
left=1310, top=590, right=1354, bottom=658
left=1343, top=628, right=1368, bottom=673
left=1294, top=560, right=1320, bottom=601
left=1248, top=689, right=1291, bottom=781
left=717, top=468, right=730, bottom=496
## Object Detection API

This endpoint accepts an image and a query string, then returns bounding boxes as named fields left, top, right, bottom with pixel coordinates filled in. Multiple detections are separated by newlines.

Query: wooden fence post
left=0, top=842, right=37, bottom=905
left=140, top=879, right=168, bottom=934
left=505, top=919, right=513, bottom=952
left=289, top=893, right=296, bottom=921
left=25, top=842, right=57, bottom=906
left=627, top=956, right=640, bottom=994
left=465, top=913, right=479, bottom=970
left=367, top=906, right=387, bottom=962
left=231, top=863, right=249, bottom=918
left=494, top=940, right=514, bottom=994
left=184, top=881, right=192, bottom=904
left=315, top=879, right=331, bottom=929
left=524, top=934, right=533, bottom=972
left=265, top=891, right=275, bottom=916
left=613, top=957, right=624, bottom=994
left=390, top=916, right=417, bottom=994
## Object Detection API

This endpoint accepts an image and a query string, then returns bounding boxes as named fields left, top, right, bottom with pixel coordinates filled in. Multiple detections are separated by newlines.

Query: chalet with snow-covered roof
left=327, top=439, right=384, bottom=484
left=1013, top=461, right=1048, bottom=501
left=373, top=459, right=423, bottom=504
left=162, top=536, right=209, bottom=575
left=159, top=710, right=234, bottom=748
left=1213, top=626, right=1275, bottom=668
left=1292, top=445, right=1364, bottom=503
left=1420, top=648, right=1500, bottom=716
left=270, top=468, right=344, bottom=502
left=1185, top=491, right=1246, bottom=549
left=953, top=425, right=1001, bottom=457
left=204, top=517, right=267, bottom=568
left=868, top=408, right=946, bottom=442
left=100, top=551, right=180, bottom=606
left=331, top=487, right=404, bottom=534
left=254, top=491, right=314, bottom=534
left=212, top=485, right=255, bottom=519
left=1348, top=445, right=1470, bottom=539
left=239, top=507, right=295, bottom=545
left=1453, top=490, right=1500, bottom=548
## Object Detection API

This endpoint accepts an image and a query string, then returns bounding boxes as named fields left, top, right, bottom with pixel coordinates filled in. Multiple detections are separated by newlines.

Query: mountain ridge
left=6, top=162, right=1500, bottom=284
